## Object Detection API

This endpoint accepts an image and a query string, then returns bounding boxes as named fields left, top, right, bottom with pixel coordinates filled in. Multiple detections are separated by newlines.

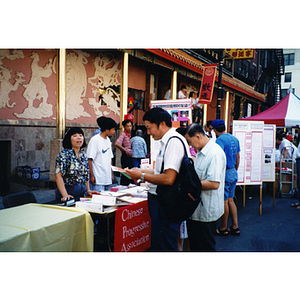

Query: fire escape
left=273, top=49, right=285, bottom=103
left=256, top=49, right=285, bottom=106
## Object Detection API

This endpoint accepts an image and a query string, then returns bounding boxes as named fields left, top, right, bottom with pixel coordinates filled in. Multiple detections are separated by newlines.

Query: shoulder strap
left=160, top=136, right=188, bottom=173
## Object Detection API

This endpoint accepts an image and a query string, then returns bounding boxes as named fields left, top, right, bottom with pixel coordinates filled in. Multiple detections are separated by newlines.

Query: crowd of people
left=54, top=117, right=148, bottom=204
left=54, top=93, right=243, bottom=252
left=125, top=107, right=241, bottom=252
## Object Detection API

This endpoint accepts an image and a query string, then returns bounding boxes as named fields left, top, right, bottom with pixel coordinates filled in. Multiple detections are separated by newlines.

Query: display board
left=149, top=99, right=192, bottom=166
left=262, top=124, right=276, bottom=182
left=233, top=120, right=264, bottom=185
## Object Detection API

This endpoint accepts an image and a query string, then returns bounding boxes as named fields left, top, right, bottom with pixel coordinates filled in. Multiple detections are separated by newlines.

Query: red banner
left=225, top=49, right=255, bottom=60
left=114, top=200, right=151, bottom=252
left=198, top=64, right=217, bottom=104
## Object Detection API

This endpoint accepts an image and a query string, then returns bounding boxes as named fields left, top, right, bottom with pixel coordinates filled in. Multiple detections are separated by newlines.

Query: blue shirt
left=130, top=136, right=147, bottom=158
left=215, top=133, right=240, bottom=169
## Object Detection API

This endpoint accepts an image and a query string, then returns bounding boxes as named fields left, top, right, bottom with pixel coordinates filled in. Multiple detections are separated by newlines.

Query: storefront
left=0, top=48, right=266, bottom=193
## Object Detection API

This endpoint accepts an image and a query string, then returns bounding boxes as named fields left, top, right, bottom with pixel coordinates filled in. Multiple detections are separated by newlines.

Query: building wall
left=0, top=49, right=123, bottom=180
left=281, top=49, right=300, bottom=97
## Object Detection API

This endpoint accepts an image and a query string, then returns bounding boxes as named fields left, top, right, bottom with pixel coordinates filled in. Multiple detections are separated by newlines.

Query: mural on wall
left=0, top=50, right=25, bottom=109
left=0, top=49, right=122, bottom=123
left=65, top=50, right=91, bottom=120
left=14, top=52, right=54, bottom=119
left=0, top=67, right=25, bottom=109
left=88, top=52, right=121, bottom=117
left=0, top=49, right=24, bottom=65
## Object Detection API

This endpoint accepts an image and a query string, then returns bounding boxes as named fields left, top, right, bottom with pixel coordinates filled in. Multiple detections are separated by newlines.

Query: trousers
left=147, top=192, right=181, bottom=251
left=187, top=219, right=218, bottom=251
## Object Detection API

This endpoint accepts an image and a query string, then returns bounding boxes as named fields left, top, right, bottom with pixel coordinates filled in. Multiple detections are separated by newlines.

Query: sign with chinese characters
left=225, top=49, right=255, bottom=60
left=198, top=64, right=217, bottom=104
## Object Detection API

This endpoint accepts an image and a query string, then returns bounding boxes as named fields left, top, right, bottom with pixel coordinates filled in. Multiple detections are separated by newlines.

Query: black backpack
left=156, top=136, right=202, bottom=222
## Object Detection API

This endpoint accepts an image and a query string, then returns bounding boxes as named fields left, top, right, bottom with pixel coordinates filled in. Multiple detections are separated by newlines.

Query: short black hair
left=206, top=120, right=213, bottom=127
left=276, top=133, right=283, bottom=141
left=189, top=91, right=194, bottom=98
left=186, top=123, right=205, bottom=137
left=143, top=107, right=172, bottom=128
left=180, top=85, right=187, bottom=90
left=97, top=116, right=117, bottom=131
left=63, top=127, right=86, bottom=149
left=122, top=119, right=133, bottom=127
left=214, top=125, right=225, bottom=133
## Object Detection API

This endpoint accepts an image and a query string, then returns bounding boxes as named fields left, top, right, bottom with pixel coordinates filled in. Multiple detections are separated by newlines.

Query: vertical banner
left=198, top=64, right=217, bottom=104
left=233, top=120, right=264, bottom=185
left=114, top=201, right=151, bottom=252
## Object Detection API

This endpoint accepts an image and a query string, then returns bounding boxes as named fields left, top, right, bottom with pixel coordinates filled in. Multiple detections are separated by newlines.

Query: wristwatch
left=140, top=173, right=145, bottom=181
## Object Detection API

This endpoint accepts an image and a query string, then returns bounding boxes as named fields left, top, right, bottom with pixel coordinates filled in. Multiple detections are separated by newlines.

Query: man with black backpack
left=125, top=107, right=191, bottom=251
left=185, top=123, right=226, bottom=251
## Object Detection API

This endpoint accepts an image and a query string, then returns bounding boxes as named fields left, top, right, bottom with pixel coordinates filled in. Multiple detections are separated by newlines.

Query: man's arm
left=201, top=180, right=220, bottom=190
left=235, top=152, right=240, bottom=170
left=126, top=168, right=177, bottom=186
left=88, top=158, right=95, bottom=185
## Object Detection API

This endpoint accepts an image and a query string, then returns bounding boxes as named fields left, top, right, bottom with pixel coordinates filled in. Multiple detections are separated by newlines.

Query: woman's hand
left=61, top=194, right=74, bottom=202
left=87, top=190, right=101, bottom=196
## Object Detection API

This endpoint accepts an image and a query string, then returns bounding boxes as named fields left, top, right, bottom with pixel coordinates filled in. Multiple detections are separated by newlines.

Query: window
left=284, top=53, right=294, bottom=66
left=281, top=88, right=294, bottom=98
left=285, top=72, right=292, bottom=82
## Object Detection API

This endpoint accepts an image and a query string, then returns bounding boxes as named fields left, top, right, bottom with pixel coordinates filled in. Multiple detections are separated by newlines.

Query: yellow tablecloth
left=0, top=203, right=94, bottom=252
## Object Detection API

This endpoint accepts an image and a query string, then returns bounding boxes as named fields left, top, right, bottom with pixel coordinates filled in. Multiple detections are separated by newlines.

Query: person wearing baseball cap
left=213, top=119, right=241, bottom=236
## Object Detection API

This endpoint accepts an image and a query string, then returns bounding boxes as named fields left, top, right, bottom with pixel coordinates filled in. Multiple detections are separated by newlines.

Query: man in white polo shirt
left=125, top=107, right=190, bottom=251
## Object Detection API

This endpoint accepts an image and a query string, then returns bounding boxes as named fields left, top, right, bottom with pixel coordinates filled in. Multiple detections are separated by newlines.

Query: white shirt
left=164, top=89, right=171, bottom=100
left=177, top=90, right=186, bottom=99
left=86, top=134, right=113, bottom=185
left=191, top=97, right=202, bottom=109
left=279, top=138, right=297, bottom=160
left=190, top=139, right=226, bottom=222
left=149, top=127, right=190, bottom=195
left=205, top=129, right=216, bottom=142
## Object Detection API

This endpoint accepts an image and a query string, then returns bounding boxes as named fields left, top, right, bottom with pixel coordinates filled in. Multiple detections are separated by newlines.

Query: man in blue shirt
left=212, top=119, right=241, bottom=236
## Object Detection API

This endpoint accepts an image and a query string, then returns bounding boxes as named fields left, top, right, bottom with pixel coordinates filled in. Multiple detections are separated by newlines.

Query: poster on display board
left=233, top=120, right=264, bottom=185
left=262, top=124, right=276, bottom=182
left=149, top=99, right=192, bottom=167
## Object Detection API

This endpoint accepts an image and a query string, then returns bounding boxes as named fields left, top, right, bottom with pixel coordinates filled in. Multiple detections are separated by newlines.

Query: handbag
left=156, top=136, right=202, bottom=222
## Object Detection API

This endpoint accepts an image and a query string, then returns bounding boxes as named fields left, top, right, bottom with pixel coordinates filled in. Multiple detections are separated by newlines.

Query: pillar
left=171, top=70, right=177, bottom=100
left=120, top=52, right=129, bottom=128
left=50, top=49, right=66, bottom=182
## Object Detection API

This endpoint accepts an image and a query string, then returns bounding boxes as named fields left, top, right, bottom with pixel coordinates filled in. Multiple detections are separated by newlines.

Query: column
left=120, top=52, right=129, bottom=127
left=171, top=70, right=177, bottom=100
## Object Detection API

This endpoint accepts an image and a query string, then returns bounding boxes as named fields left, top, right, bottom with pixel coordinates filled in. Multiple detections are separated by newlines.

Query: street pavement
left=1, top=184, right=300, bottom=252
left=215, top=184, right=300, bottom=252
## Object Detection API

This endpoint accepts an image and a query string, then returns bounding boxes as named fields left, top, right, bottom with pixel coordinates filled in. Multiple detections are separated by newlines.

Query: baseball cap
left=211, top=119, right=225, bottom=129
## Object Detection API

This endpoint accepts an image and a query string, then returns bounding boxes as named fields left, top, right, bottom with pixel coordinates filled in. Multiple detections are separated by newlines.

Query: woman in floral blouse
left=55, top=127, right=97, bottom=202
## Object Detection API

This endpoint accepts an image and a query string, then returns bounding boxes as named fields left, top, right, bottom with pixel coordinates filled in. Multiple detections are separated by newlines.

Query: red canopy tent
left=243, top=92, right=300, bottom=127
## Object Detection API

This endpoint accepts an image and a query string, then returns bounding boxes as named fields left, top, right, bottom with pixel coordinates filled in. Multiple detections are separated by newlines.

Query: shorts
left=90, top=183, right=110, bottom=193
left=224, top=168, right=238, bottom=200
